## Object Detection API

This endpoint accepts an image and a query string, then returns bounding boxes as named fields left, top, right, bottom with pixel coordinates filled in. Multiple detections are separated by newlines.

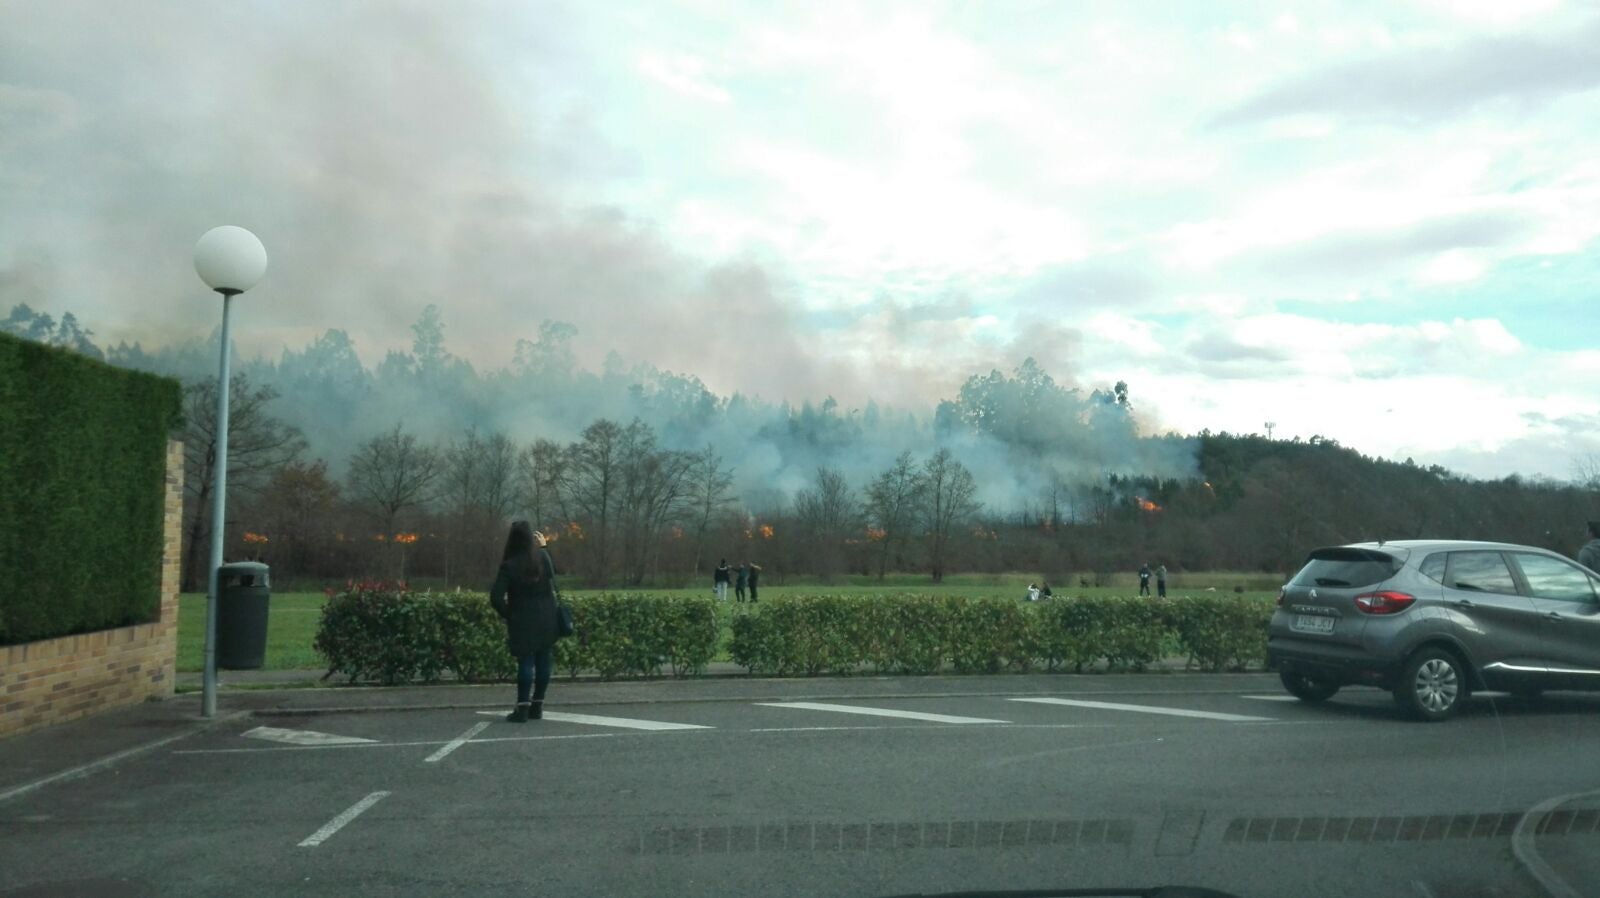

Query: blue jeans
left=517, top=648, right=553, bottom=704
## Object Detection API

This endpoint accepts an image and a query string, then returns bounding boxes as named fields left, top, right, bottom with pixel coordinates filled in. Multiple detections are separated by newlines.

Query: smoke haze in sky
left=4, top=1, right=1599, bottom=479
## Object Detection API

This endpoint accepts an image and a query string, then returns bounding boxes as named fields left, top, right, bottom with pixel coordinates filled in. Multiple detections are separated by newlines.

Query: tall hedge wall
left=0, top=332, right=182, bottom=645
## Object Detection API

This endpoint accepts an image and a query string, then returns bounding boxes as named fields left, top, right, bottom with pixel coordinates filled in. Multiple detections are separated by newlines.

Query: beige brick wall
left=0, top=439, right=184, bottom=740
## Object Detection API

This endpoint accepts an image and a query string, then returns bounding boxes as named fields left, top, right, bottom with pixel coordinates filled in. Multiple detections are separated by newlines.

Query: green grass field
left=177, top=573, right=1281, bottom=673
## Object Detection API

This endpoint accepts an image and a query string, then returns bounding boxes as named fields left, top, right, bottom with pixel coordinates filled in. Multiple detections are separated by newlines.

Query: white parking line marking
left=1009, top=697, right=1274, bottom=722
left=474, top=710, right=711, bottom=730
left=424, top=721, right=490, bottom=763
left=243, top=726, right=376, bottom=746
left=298, top=791, right=390, bottom=847
left=747, top=723, right=1089, bottom=733
left=1240, top=695, right=1299, bottom=702
left=755, top=701, right=1008, bottom=724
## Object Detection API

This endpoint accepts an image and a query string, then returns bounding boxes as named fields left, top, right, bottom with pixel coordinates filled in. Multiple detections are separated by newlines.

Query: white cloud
left=636, top=52, right=731, bottom=104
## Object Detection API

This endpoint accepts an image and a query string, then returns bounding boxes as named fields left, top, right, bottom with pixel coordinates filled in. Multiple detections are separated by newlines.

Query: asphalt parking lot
left=3, top=675, right=1598, bottom=897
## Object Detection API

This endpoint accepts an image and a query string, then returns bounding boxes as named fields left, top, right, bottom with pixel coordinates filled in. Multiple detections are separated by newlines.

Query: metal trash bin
left=216, top=561, right=271, bottom=670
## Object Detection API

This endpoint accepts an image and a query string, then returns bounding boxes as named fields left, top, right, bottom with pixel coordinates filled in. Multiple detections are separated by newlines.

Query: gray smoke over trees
left=10, top=301, right=1600, bottom=586
left=7, top=302, right=1193, bottom=521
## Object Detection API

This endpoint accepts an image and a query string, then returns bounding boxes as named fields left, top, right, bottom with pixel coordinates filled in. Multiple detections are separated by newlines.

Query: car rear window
left=1289, top=548, right=1402, bottom=589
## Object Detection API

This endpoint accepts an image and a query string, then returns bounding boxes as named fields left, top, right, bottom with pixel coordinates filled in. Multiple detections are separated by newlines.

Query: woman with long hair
left=489, top=521, right=560, bottom=722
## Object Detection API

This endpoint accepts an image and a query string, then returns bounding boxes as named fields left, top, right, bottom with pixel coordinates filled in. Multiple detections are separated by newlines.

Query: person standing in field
left=1156, top=564, right=1168, bottom=598
left=747, top=562, right=761, bottom=602
left=1138, top=563, right=1152, bottom=597
left=1578, top=521, right=1600, bottom=572
left=735, top=561, right=749, bottom=602
left=713, top=559, right=731, bottom=602
left=490, top=522, right=560, bottom=723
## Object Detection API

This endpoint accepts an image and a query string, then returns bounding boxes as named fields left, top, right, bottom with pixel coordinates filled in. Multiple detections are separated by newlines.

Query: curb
left=1511, top=787, right=1600, bottom=898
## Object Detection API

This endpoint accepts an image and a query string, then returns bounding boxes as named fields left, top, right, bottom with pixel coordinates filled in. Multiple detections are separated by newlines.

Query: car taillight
left=1354, top=591, right=1416, bottom=614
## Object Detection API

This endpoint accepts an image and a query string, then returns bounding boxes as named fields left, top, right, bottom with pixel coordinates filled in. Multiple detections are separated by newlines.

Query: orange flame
left=566, top=521, right=586, bottom=541
left=1136, top=497, right=1163, bottom=513
left=394, top=532, right=419, bottom=545
left=759, top=524, right=774, bottom=539
left=243, top=531, right=269, bottom=544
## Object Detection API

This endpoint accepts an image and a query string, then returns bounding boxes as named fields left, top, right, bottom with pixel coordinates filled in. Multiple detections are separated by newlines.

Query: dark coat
left=748, top=566, right=760, bottom=586
left=490, top=549, right=559, bottom=658
left=714, top=564, right=731, bottom=584
left=735, top=565, right=749, bottom=586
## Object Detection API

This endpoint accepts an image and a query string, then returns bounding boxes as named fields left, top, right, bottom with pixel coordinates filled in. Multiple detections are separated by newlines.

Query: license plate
left=1292, top=614, right=1336, bottom=634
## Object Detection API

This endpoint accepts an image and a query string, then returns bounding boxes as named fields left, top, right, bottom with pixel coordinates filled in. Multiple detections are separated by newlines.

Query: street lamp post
left=193, top=226, right=268, bottom=718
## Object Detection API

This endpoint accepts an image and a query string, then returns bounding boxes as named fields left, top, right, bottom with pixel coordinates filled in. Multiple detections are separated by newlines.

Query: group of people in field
left=712, top=559, right=761, bottom=602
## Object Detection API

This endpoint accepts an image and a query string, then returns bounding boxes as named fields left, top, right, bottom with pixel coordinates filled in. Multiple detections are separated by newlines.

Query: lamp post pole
left=193, top=226, right=267, bottom=719
left=201, top=289, right=237, bottom=719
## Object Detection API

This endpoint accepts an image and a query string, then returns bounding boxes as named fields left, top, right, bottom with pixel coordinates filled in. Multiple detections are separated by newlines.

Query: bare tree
left=439, top=428, right=522, bottom=584
left=921, top=448, right=980, bottom=583
left=794, top=466, right=861, bottom=580
left=562, top=419, right=625, bottom=585
left=181, top=375, right=307, bottom=592
left=1574, top=454, right=1600, bottom=492
left=614, top=420, right=696, bottom=584
left=686, top=444, right=736, bottom=576
left=346, top=425, right=441, bottom=574
left=865, top=451, right=925, bottom=580
left=252, top=460, right=340, bottom=580
left=517, top=438, right=572, bottom=531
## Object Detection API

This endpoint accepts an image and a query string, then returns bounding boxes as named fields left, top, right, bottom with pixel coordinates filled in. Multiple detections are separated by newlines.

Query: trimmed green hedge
left=313, top=585, right=722, bottom=684
left=729, top=594, right=1274, bottom=676
left=0, top=332, right=182, bottom=645
left=312, top=586, right=1274, bottom=685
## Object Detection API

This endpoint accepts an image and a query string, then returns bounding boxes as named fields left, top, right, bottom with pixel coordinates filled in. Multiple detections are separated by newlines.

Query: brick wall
left=1, top=440, right=184, bottom=739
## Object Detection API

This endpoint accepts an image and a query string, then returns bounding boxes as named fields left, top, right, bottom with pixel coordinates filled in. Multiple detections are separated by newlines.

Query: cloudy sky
left=3, top=0, right=1598, bottom=479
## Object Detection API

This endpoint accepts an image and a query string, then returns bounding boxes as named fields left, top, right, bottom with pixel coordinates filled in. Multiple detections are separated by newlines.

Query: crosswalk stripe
left=474, top=710, right=710, bottom=730
left=754, top=701, right=1008, bottom=724
left=1009, top=697, right=1274, bottom=722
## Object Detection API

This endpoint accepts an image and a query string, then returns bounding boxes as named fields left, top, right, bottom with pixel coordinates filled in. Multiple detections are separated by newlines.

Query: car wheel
left=1394, top=648, right=1469, bottom=721
left=1280, top=670, right=1340, bottom=703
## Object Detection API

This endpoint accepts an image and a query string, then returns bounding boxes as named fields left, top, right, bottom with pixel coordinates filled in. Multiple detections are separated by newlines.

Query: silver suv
left=1267, top=540, right=1600, bottom=721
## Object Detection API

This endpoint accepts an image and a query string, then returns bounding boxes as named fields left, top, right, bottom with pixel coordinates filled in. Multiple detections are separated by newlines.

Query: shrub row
left=0, top=332, right=182, bottom=645
left=313, top=587, right=1274, bottom=685
left=728, top=594, right=1274, bottom=676
left=313, top=585, right=720, bottom=684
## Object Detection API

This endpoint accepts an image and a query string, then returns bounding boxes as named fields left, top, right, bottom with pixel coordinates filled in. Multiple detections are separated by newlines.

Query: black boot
left=529, top=700, right=543, bottom=720
left=505, top=702, right=530, bottom=723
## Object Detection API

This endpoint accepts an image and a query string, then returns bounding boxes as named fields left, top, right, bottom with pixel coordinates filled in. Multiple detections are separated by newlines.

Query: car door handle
left=1546, top=611, right=1563, bottom=621
left=1454, top=599, right=1475, bottom=608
